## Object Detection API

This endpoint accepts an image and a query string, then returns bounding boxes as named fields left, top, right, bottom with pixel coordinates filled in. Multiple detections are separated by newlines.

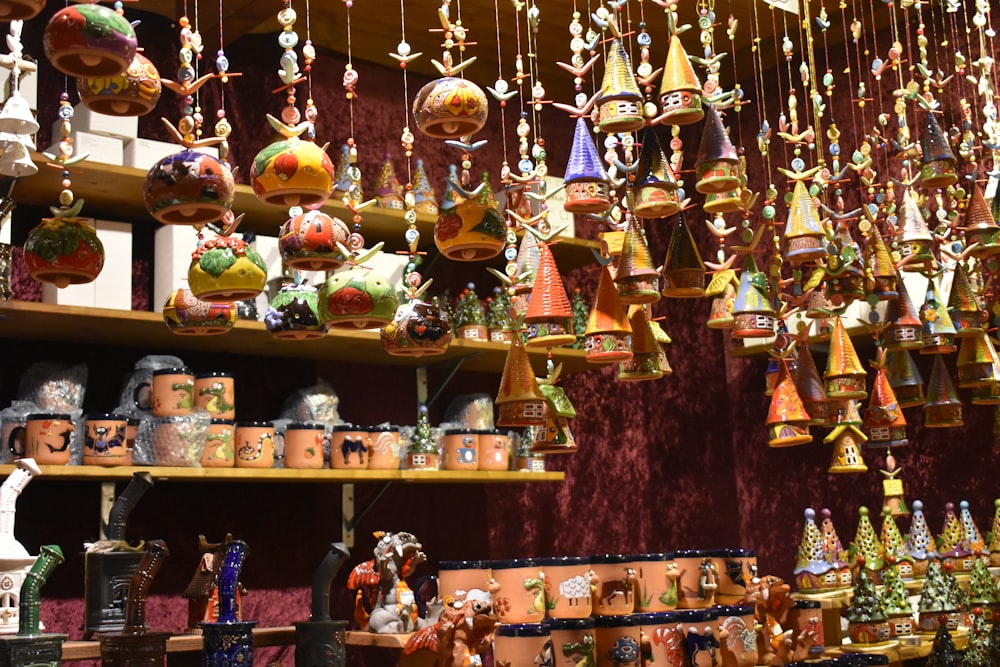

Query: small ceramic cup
left=716, top=605, right=759, bottom=667
left=194, top=372, right=236, bottom=420
left=366, top=426, right=401, bottom=470
left=542, top=617, right=596, bottom=665
left=330, top=424, right=368, bottom=469
left=151, top=367, right=195, bottom=417
left=234, top=421, right=276, bottom=468
left=283, top=422, right=327, bottom=469
left=630, top=552, right=680, bottom=612
left=201, top=419, right=236, bottom=468
left=83, top=413, right=130, bottom=466
left=492, top=623, right=550, bottom=667
left=540, top=556, right=593, bottom=619
left=8, top=413, right=75, bottom=464
left=437, top=560, right=491, bottom=604
left=594, top=615, right=641, bottom=667
left=442, top=428, right=478, bottom=471
left=490, top=558, right=544, bottom=624
left=635, top=612, right=683, bottom=667
left=477, top=429, right=510, bottom=471
left=590, top=554, right=637, bottom=616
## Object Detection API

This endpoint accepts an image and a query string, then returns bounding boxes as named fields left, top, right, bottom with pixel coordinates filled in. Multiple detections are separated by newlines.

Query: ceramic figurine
left=182, top=535, right=246, bottom=632
left=0, top=461, right=41, bottom=637
left=532, top=365, right=578, bottom=454
left=661, top=210, right=706, bottom=298
left=937, top=502, right=974, bottom=573
left=615, top=216, right=661, bottom=304
left=695, top=105, right=741, bottom=195
left=844, top=559, right=892, bottom=646
left=864, top=354, right=908, bottom=447
left=906, top=500, right=938, bottom=577
left=864, top=225, right=897, bottom=300
left=886, top=349, right=925, bottom=407
left=880, top=507, right=914, bottom=578
left=828, top=397, right=863, bottom=427
left=381, top=295, right=453, bottom=357
left=407, top=405, right=440, bottom=470
left=824, top=317, right=867, bottom=399
left=962, top=185, right=1000, bottom=259
left=524, top=232, right=576, bottom=348
left=919, top=111, right=958, bottom=189
left=792, top=344, right=829, bottom=426
left=849, top=507, right=886, bottom=585
left=163, top=288, right=237, bottom=336
left=596, top=38, right=646, bottom=133
left=44, top=3, right=137, bottom=78
left=731, top=257, right=776, bottom=338
left=825, top=422, right=868, bottom=473
left=967, top=558, right=999, bottom=622
left=619, top=306, right=665, bottom=382
left=23, top=215, right=104, bottom=288
left=947, top=263, right=984, bottom=336
left=925, top=623, right=961, bottom=667
left=404, top=586, right=499, bottom=667
left=957, top=332, right=995, bottom=387
left=0, top=545, right=65, bottom=667
left=766, top=360, right=812, bottom=447
left=793, top=508, right=851, bottom=593
left=412, top=77, right=488, bottom=140
left=657, top=33, right=703, bottom=125
left=924, top=355, right=963, bottom=427
left=143, top=148, right=236, bottom=226
left=880, top=562, right=915, bottom=637
left=77, top=53, right=161, bottom=117
left=200, top=540, right=255, bottom=667
left=319, top=244, right=398, bottom=330
left=742, top=575, right=816, bottom=665
left=917, top=560, right=960, bottom=633
left=0, top=0, right=43, bottom=20
left=495, top=335, right=549, bottom=427
left=433, top=169, right=505, bottom=261
left=412, top=160, right=438, bottom=215
left=632, top=128, right=680, bottom=218
left=885, top=275, right=923, bottom=349
left=705, top=270, right=738, bottom=330
left=279, top=211, right=351, bottom=272
left=989, top=500, right=1000, bottom=567
left=562, top=117, right=611, bottom=214
left=585, top=266, right=633, bottom=364
left=250, top=115, right=335, bottom=209
left=919, top=281, right=957, bottom=354
left=294, top=543, right=351, bottom=667
left=897, top=189, right=935, bottom=271
left=486, top=288, right=514, bottom=343
left=187, top=234, right=267, bottom=302
left=266, top=282, right=327, bottom=340
left=373, top=155, right=405, bottom=210
left=647, top=316, right=674, bottom=377
left=783, top=181, right=828, bottom=266
left=963, top=610, right=991, bottom=667
left=454, top=285, right=487, bottom=340
left=880, top=453, right=908, bottom=517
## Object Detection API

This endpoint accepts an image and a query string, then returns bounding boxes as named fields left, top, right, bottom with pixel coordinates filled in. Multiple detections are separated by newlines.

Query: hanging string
left=345, top=0, right=355, bottom=142
left=493, top=0, right=509, bottom=167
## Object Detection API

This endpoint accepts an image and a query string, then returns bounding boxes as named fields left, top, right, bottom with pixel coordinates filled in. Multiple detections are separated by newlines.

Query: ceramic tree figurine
left=938, top=503, right=973, bottom=573
left=988, top=499, right=1000, bottom=567
left=844, top=558, right=891, bottom=646
left=881, top=562, right=915, bottom=637
left=925, top=623, right=961, bottom=667
left=294, top=543, right=351, bottom=667
left=486, top=288, right=513, bottom=343
left=964, top=610, right=991, bottom=666
left=880, top=506, right=914, bottom=579
left=907, top=500, right=938, bottom=577
left=918, top=560, right=959, bottom=633
left=849, top=508, right=886, bottom=585
left=407, top=406, right=439, bottom=470
left=966, top=557, right=998, bottom=620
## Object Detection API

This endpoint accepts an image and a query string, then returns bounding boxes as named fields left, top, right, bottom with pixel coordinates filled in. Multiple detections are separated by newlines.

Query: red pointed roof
left=866, top=366, right=907, bottom=428
left=586, top=266, right=632, bottom=335
left=496, top=335, right=545, bottom=405
left=768, top=360, right=812, bottom=425
left=526, top=242, right=572, bottom=320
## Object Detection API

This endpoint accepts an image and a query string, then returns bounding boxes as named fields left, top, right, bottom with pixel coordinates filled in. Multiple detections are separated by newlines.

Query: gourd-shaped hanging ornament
left=562, top=117, right=611, bottom=214
left=78, top=52, right=161, bottom=117
left=278, top=210, right=351, bottom=272
left=188, top=225, right=268, bottom=303
left=433, top=164, right=505, bottom=261
left=381, top=279, right=453, bottom=357
left=265, top=279, right=327, bottom=341
left=44, top=2, right=137, bottom=78
left=250, top=115, right=334, bottom=209
left=163, top=287, right=238, bottom=336
left=319, top=243, right=399, bottom=330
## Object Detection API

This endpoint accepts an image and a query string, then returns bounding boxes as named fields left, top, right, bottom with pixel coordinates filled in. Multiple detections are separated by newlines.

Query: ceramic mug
left=594, top=615, right=641, bottom=667
left=490, top=558, right=544, bottom=625
left=202, top=419, right=236, bottom=468
left=477, top=429, right=510, bottom=471
left=194, top=372, right=236, bottom=420
left=630, top=552, right=680, bottom=612
left=540, top=556, right=593, bottom=619
left=8, top=413, right=75, bottom=464
left=674, top=550, right=717, bottom=609
left=716, top=605, right=758, bottom=667
left=542, top=617, right=595, bottom=667
left=83, top=413, right=130, bottom=466
left=366, top=426, right=401, bottom=470
left=442, top=428, right=478, bottom=471
left=234, top=421, right=276, bottom=468
left=150, top=367, right=195, bottom=417
left=678, top=609, right=720, bottom=667
left=330, top=425, right=368, bottom=469
left=437, top=560, right=491, bottom=604
left=283, top=422, right=327, bottom=469
left=635, top=612, right=684, bottom=667
left=711, top=548, right=756, bottom=605
left=492, top=623, right=551, bottom=667
left=589, top=554, right=637, bottom=616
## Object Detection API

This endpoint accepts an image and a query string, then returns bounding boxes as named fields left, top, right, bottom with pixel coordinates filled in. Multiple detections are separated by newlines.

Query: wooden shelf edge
left=60, top=626, right=298, bottom=661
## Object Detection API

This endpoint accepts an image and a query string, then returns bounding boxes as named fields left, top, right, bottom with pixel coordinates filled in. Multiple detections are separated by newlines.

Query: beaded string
left=395, top=0, right=424, bottom=296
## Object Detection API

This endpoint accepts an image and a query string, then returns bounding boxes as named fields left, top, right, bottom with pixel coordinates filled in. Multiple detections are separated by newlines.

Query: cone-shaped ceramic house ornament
left=412, top=159, right=438, bottom=215
left=947, top=263, right=984, bottom=336
left=849, top=507, right=886, bottom=584
left=648, top=316, right=674, bottom=376
left=826, top=423, right=868, bottom=473
left=885, top=276, right=923, bottom=349
left=959, top=500, right=986, bottom=559
left=705, top=272, right=737, bottom=329
left=661, top=210, right=706, bottom=298
left=731, top=257, right=776, bottom=338
left=632, top=128, right=680, bottom=219
left=562, top=117, right=611, bottom=214
left=794, top=508, right=852, bottom=592
left=619, top=306, right=664, bottom=381
left=44, top=4, right=137, bottom=78
left=824, top=317, right=868, bottom=399
left=988, top=500, right=1000, bottom=566
left=957, top=332, right=996, bottom=387
left=906, top=500, right=938, bottom=577
left=865, top=224, right=898, bottom=300
left=784, top=180, right=828, bottom=266
left=433, top=171, right=505, bottom=261
left=703, top=186, right=745, bottom=215
left=78, top=53, right=162, bottom=117
left=496, top=335, right=548, bottom=427
left=793, top=342, right=830, bottom=426
left=880, top=506, right=915, bottom=579
left=596, top=38, right=646, bottom=133
left=897, top=189, right=934, bottom=270
left=828, top=397, right=863, bottom=427
left=657, top=33, right=703, bottom=125
left=971, top=343, right=1000, bottom=405
left=924, top=354, right=963, bottom=428
left=825, top=221, right=867, bottom=305
left=767, top=360, right=813, bottom=447
left=963, top=184, right=1000, bottom=259
left=937, top=502, right=972, bottom=572
left=524, top=233, right=576, bottom=348
left=886, top=349, right=925, bottom=407
left=412, top=76, right=488, bottom=140
left=250, top=116, right=335, bottom=210
left=695, top=104, right=741, bottom=195
left=373, top=155, right=405, bottom=210
left=615, top=216, right=661, bottom=304
left=865, top=358, right=908, bottom=448
left=532, top=370, right=578, bottom=455
left=919, top=281, right=957, bottom=353
left=585, top=266, right=633, bottom=364
left=920, top=111, right=958, bottom=189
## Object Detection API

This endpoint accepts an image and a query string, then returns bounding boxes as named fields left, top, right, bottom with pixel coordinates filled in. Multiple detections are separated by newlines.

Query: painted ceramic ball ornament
left=319, top=243, right=399, bottom=330
left=433, top=178, right=505, bottom=261
left=278, top=210, right=350, bottom=271
left=188, top=235, right=268, bottom=302
left=381, top=285, right=453, bottom=357
left=77, top=52, right=161, bottom=117
left=144, top=149, right=236, bottom=225
left=44, top=3, right=138, bottom=78
left=251, top=115, right=335, bottom=209
left=412, top=76, right=488, bottom=140
left=0, top=0, right=44, bottom=20
left=265, top=282, right=327, bottom=340
left=162, top=288, right=237, bottom=336
left=23, top=206, right=104, bottom=288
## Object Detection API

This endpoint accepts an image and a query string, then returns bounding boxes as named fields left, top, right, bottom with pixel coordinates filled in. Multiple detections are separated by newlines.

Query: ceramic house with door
left=825, top=424, right=867, bottom=473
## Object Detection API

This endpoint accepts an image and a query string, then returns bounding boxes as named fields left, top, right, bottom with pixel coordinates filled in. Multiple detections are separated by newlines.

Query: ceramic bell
left=250, top=116, right=335, bottom=209
left=766, top=360, right=813, bottom=447
left=596, top=38, right=645, bottom=133
left=947, top=263, right=984, bottom=336
left=864, top=225, right=897, bottom=300
left=412, top=76, right=488, bottom=140
left=531, top=382, right=578, bottom=454
left=632, top=128, right=680, bottom=219
left=585, top=266, right=633, bottom=364
left=562, top=117, right=611, bottom=214
left=380, top=298, right=453, bottom=357
left=793, top=508, right=851, bottom=593
left=0, top=136, right=36, bottom=178
left=695, top=105, right=741, bottom=195
left=144, top=149, right=236, bottom=225
left=615, top=216, right=660, bottom=304
left=657, top=33, right=703, bottom=125
left=0, top=0, right=44, bottom=20
left=661, top=210, right=706, bottom=298
left=962, top=185, right=1000, bottom=259
left=919, top=111, right=958, bottom=189
left=433, top=170, right=505, bottom=261
left=731, top=257, right=776, bottom=338
left=702, top=187, right=745, bottom=214
left=794, top=343, right=830, bottom=426
left=188, top=236, right=267, bottom=302
left=265, top=282, right=327, bottom=340
left=373, top=155, right=405, bottom=210
left=824, top=317, right=868, bottom=399
left=824, top=221, right=865, bottom=305
left=495, top=335, right=549, bottom=427
left=864, top=359, right=908, bottom=448
left=278, top=210, right=351, bottom=272
left=923, top=354, right=963, bottom=427
left=163, top=288, right=237, bottom=336
left=23, top=216, right=104, bottom=288
left=0, top=92, right=37, bottom=136
left=783, top=181, right=828, bottom=266
left=412, top=159, right=438, bottom=215
left=44, top=3, right=137, bottom=78
left=897, top=189, right=934, bottom=271
left=957, top=332, right=996, bottom=387
left=318, top=244, right=398, bottom=330
left=618, top=306, right=664, bottom=381
left=77, top=52, right=161, bottom=117
left=885, top=277, right=923, bottom=349
left=524, top=240, right=576, bottom=348
left=886, top=349, right=925, bottom=407
left=919, top=281, right=957, bottom=353
left=826, top=424, right=868, bottom=473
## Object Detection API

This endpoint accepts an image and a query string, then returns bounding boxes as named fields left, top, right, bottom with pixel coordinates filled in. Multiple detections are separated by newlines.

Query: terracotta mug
left=283, top=422, right=327, bottom=469
left=125, top=417, right=139, bottom=451
left=594, top=615, right=640, bottom=667
left=711, top=548, right=757, bottom=605
left=635, top=612, right=683, bottom=667
left=492, top=623, right=551, bottom=667
left=366, top=426, right=401, bottom=470
left=194, top=371, right=236, bottom=420
left=201, top=419, right=235, bottom=468
left=477, top=429, right=510, bottom=471
left=589, top=554, right=637, bottom=616
left=437, top=560, right=491, bottom=604
left=630, top=552, right=680, bottom=612
left=234, top=421, right=276, bottom=468
left=442, top=428, right=478, bottom=471
left=678, top=608, right=720, bottom=667
left=542, top=617, right=595, bottom=667
left=674, top=550, right=717, bottom=609
left=8, top=413, right=75, bottom=464
left=490, top=558, right=545, bottom=625
left=151, top=367, right=195, bottom=417
left=716, top=605, right=758, bottom=667
left=83, top=413, right=130, bottom=466
left=330, top=425, right=368, bottom=469
left=540, top=556, right=593, bottom=619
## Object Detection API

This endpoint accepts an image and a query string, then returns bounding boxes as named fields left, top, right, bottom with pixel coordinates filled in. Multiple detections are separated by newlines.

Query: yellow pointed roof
left=866, top=225, right=894, bottom=280
left=825, top=317, right=866, bottom=378
left=598, top=38, right=643, bottom=102
left=957, top=331, right=994, bottom=367
left=617, top=216, right=659, bottom=280
left=659, top=33, right=701, bottom=97
left=947, top=262, right=980, bottom=315
left=785, top=180, right=825, bottom=240
left=586, top=266, right=632, bottom=335
left=496, top=335, right=545, bottom=405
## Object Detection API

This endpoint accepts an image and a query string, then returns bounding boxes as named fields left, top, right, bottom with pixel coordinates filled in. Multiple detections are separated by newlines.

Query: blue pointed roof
left=564, top=117, right=609, bottom=184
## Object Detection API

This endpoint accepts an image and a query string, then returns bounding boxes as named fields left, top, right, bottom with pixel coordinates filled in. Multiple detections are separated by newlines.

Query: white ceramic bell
left=0, top=149, right=37, bottom=177
left=0, top=91, right=38, bottom=135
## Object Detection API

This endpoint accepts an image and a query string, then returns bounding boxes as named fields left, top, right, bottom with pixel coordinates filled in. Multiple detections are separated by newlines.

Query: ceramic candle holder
left=589, top=554, right=637, bottom=616
left=629, top=552, right=680, bottom=612
left=366, top=426, right=401, bottom=470
left=201, top=420, right=235, bottom=468
left=329, top=425, right=368, bottom=470
left=542, top=617, right=596, bottom=667
left=283, top=423, right=327, bottom=470
left=437, top=560, right=491, bottom=605
left=234, top=422, right=275, bottom=468
left=492, top=623, right=551, bottom=667
left=8, top=414, right=75, bottom=465
left=477, top=430, right=510, bottom=471
left=194, top=373, right=236, bottom=421
left=593, top=615, right=641, bottom=667
left=83, top=413, right=130, bottom=466
left=490, top=559, right=544, bottom=625
left=442, top=429, right=478, bottom=471
left=151, top=368, right=194, bottom=418
left=539, top=556, right=593, bottom=620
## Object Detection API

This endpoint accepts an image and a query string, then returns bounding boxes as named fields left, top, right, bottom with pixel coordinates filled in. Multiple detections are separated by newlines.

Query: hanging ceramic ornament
left=956, top=332, right=995, bottom=387
left=864, top=355, right=908, bottom=448
left=826, top=422, right=868, bottom=473
left=661, top=210, right=706, bottom=298
left=24, top=207, right=104, bottom=288
left=584, top=266, right=633, bottom=364
left=44, top=3, right=137, bottom=78
left=618, top=306, right=664, bottom=382
left=824, top=317, right=867, bottom=399
left=595, top=37, right=645, bottom=134
left=250, top=115, right=334, bottom=209
left=614, top=216, right=660, bottom=304
left=380, top=280, right=453, bottom=357
left=793, top=508, right=851, bottom=593
left=864, top=224, right=897, bottom=300
left=766, top=359, right=813, bottom=447
left=897, top=189, right=934, bottom=271
left=412, top=159, right=438, bottom=215
left=655, top=33, right=703, bottom=125
left=188, top=234, right=267, bottom=302
left=828, top=398, right=863, bottom=428
left=523, top=228, right=575, bottom=348
left=793, top=341, right=830, bottom=426
left=77, top=52, right=161, bottom=117
left=373, top=155, right=405, bottom=210
left=971, top=343, right=1000, bottom=405
left=647, top=316, right=673, bottom=376
left=632, top=128, right=680, bottom=219
left=731, top=257, right=775, bottom=338
left=433, top=166, right=505, bottom=261
left=278, top=210, right=351, bottom=272
left=923, top=355, right=963, bottom=428
left=162, top=288, right=237, bottom=336
left=704, top=270, right=737, bottom=329
left=783, top=181, right=828, bottom=266
left=824, top=221, right=866, bottom=305
left=885, top=349, right=925, bottom=408
left=919, top=281, right=957, bottom=354
left=946, top=263, right=984, bottom=336
left=0, top=91, right=36, bottom=136
left=265, top=281, right=327, bottom=340
left=0, top=0, right=43, bottom=20
left=332, top=145, right=353, bottom=200
left=694, top=105, right=741, bottom=195
left=884, top=276, right=923, bottom=349
left=919, top=111, right=957, bottom=189
left=412, top=76, right=488, bottom=139
left=562, top=117, right=611, bottom=214
left=495, top=335, right=549, bottom=427
left=906, top=500, right=938, bottom=577
left=318, top=243, right=398, bottom=330
left=962, top=185, right=1000, bottom=259
left=532, top=365, right=578, bottom=455
left=144, top=146, right=236, bottom=225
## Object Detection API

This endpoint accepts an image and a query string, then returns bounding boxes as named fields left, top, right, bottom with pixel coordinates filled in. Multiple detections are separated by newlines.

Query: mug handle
left=133, top=381, right=152, bottom=411
left=7, top=425, right=24, bottom=458
left=273, top=431, right=285, bottom=461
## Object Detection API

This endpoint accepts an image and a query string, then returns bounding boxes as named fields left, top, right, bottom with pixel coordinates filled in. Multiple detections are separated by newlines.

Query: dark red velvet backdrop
left=3, top=5, right=998, bottom=666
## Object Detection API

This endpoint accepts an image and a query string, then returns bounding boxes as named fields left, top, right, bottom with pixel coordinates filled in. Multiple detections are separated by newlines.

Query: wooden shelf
left=0, top=464, right=563, bottom=484
left=10, top=155, right=600, bottom=271
left=0, top=300, right=593, bottom=374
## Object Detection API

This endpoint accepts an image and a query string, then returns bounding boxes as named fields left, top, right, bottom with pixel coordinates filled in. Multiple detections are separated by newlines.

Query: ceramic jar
left=490, top=558, right=545, bottom=625
left=265, top=283, right=327, bottom=340
left=194, top=372, right=236, bottom=421
left=674, top=550, right=717, bottom=609
left=541, top=617, right=595, bottom=667
left=590, top=554, right=637, bottom=616
left=44, top=3, right=137, bottom=78
left=278, top=210, right=350, bottom=271
left=442, top=429, right=478, bottom=471
left=8, top=413, right=75, bottom=464
left=783, top=600, right=825, bottom=653
left=678, top=609, right=720, bottom=667
left=330, top=425, right=368, bottom=469
left=144, top=150, right=235, bottom=226
left=711, top=548, right=756, bottom=605
left=202, top=419, right=235, bottom=468
left=629, top=552, right=680, bottom=612
left=77, top=52, right=161, bottom=117
left=188, top=236, right=268, bottom=302
left=437, top=560, right=491, bottom=604
left=83, top=413, right=129, bottom=466
left=366, top=426, right=401, bottom=470
left=283, top=423, right=327, bottom=469
left=492, top=623, right=551, bottom=667
left=234, top=421, right=276, bottom=468
left=163, top=288, right=237, bottom=336
left=716, top=605, right=758, bottom=667
left=151, top=367, right=195, bottom=418
left=593, top=615, right=641, bottom=667
left=23, top=218, right=105, bottom=288
left=539, top=557, right=592, bottom=620
left=477, top=430, right=510, bottom=471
